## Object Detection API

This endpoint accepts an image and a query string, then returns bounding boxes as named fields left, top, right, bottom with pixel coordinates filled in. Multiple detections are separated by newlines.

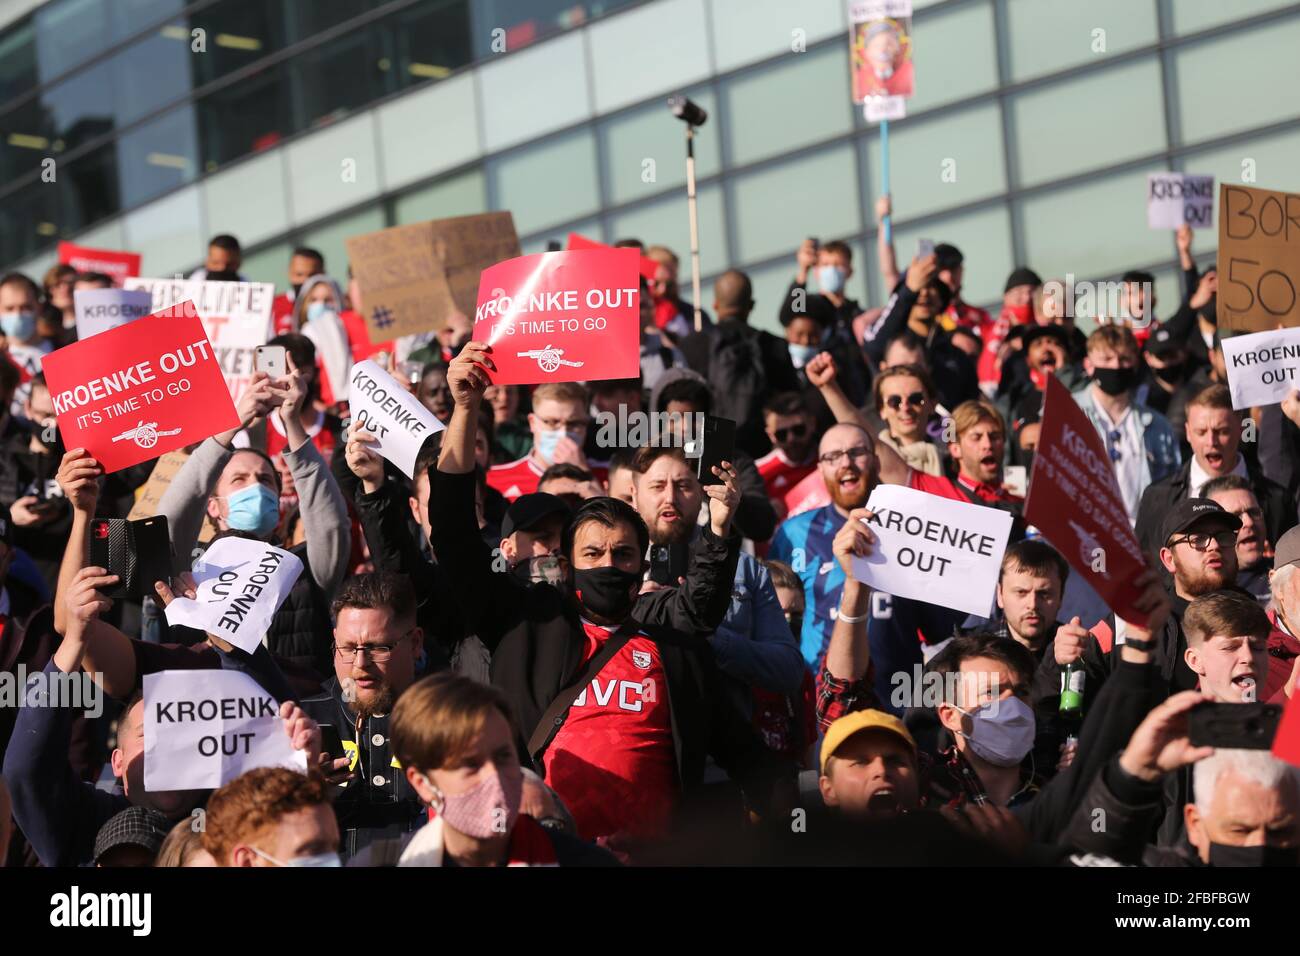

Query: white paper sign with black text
left=164, top=537, right=303, bottom=654
left=1147, top=173, right=1214, bottom=230
left=73, top=288, right=153, bottom=340
left=143, top=669, right=307, bottom=791
left=1221, top=326, right=1300, bottom=411
left=850, top=483, right=1013, bottom=617
left=348, top=359, right=445, bottom=479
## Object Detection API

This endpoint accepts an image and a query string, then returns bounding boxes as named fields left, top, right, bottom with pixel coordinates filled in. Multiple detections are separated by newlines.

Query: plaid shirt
left=815, top=669, right=881, bottom=733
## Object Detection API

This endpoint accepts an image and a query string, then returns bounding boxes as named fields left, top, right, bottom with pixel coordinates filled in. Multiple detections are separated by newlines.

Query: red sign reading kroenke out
left=1025, top=375, right=1150, bottom=626
left=58, top=241, right=142, bottom=286
left=473, top=248, right=641, bottom=386
left=43, top=301, right=239, bottom=473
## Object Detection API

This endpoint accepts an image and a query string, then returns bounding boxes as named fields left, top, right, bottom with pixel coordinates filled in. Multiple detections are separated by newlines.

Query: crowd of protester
left=1, top=210, right=1298, bottom=871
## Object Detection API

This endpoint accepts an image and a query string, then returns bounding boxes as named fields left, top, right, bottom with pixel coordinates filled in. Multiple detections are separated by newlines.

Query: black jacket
left=679, top=318, right=801, bottom=443
left=1134, top=456, right=1296, bottom=566
left=862, top=283, right=980, bottom=410
left=1062, top=756, right=1202, bottom=866
left=429, top=469, right=787, bottom=810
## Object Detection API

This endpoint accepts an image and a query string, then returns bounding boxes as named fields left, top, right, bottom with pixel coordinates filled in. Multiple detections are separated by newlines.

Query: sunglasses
left=773, top=423, right=808, bottom=443
left=884, top=392, right=927, bottom=411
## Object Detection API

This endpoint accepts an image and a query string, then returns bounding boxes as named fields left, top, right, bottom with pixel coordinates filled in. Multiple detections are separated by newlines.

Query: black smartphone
left=692, top=415, right=737, bottom=487
left=89, top=518, right=132, bottom=599
left=1188, top=702, right=1282, bottom=750
left=649, top=541, right=690, bottom=586
left=130, top=515, right=172, bottom=599
left=319, top=724, right=344, bottom=761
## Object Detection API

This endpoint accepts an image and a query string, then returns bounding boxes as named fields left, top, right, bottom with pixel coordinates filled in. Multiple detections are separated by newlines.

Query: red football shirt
left=755, top=448, right=816, bottom=500
left=487, top=455, right=545, bottom=501
left=544, top=622, right=677, bottom=842
left=907, top=469, right=1023, bottom=507
left=272, top=293, right=295, bottom=336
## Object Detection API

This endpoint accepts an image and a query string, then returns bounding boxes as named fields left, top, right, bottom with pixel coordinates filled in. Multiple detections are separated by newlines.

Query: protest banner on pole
left=849, top=483, right=1012, bottom=618
left=163, top=536, right=303, bottom=654
left=58, top=241, right=142, bottom=286
left=849, top=1, right=914, bottom=103
left=73, top=288, right=153, bottom=341
left=1147, top=173, right=1214, bottom=230
left=430, top=212, right=522, bottom=322
left=1217, top=184, right=1300, bottom=333
left=43, top=302, right=240, bottom=473
left=1221, top=326, right=1300, bottom=410
left=473, top=248, right=641, bottom=386
left=566, top=233, right=660, bottom=284
left=348, top=360, right=445, bottom=479
left=143, top=669, right=307, bottom=792
left=1025, top=375, right=1151, bottom=625
left=124, top=277, right=273, bottom=404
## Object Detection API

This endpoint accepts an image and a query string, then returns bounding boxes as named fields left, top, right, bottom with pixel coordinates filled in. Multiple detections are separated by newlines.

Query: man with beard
left=630, top=445, right=804, bottom=756
left=1044, top=498, right=1242, bottom=704
left=769, top=422, right=965, bottom=710
left=1204, top=475, right=1272, bottom=605
left=430, top=342, right=785, bottom=850
left=299, top=571, right=430, bottom=860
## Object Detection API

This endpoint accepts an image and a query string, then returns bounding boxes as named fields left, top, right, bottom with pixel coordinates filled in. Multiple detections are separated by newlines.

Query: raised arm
left=805, top=352, right=911, bottom=486
left=875, top=195, right=900, bottom=292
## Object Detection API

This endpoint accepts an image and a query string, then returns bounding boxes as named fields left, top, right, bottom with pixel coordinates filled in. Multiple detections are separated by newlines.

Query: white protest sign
left=164, top=537, right=303, bottom=654
left=1147, top=173, right=1214, bottom=230
left=1221, top=326, right=1300, bottom=411
left=73, top=288, right=153, bottom=340
left=850, top=483, right=1012, bottom=617
left=143, top=669, right=307, bottom=791
left=348, top=359, right=445, bottom=479
left=124, top=277, right=273, bottom=404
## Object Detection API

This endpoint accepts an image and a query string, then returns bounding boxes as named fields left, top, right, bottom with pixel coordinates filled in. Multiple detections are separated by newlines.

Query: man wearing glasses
left=487, top=382, right=602, bottom=503
left=1203, top=475, right=1273, bottom=606
left=301, top=571, right=430, bottom=861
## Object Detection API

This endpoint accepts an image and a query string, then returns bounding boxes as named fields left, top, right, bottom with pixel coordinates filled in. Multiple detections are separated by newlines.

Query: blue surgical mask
left=955, top=696, right=1036, bottom=767
left=0, top=310, right=35, bottom=342
left=250, top=846, right=341, bottom=867
left=788, top=342, right=819, bottom=369
left=223, top=483, right=280, bottom=536
left=816, top=265, right=846, bottom=295
left=535, top=428, right=574, bottom=465
left=305, top=301, right=332, bottom=324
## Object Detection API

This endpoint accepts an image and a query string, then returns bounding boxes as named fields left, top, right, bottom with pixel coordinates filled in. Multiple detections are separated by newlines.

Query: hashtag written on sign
left=372, top=306, right=395, bottom=330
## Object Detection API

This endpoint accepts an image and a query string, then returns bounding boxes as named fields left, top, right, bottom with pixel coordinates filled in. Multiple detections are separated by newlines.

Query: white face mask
left=954, top=696, right=1035, bottom=767
left=249, top=846, right=341, bottom=867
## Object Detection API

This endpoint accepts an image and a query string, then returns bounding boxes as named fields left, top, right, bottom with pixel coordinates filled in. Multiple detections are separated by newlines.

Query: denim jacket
left=1072, top=386, right=1181, bottom=493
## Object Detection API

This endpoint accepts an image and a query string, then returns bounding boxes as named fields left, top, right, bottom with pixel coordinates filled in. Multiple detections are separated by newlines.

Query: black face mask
left=1093, top=366, right=1138, bottom=396
left=206, top=269, right=240, bottom=282
left=1154, top=360, right=1186, bottom=385
left=1208, top=842, right=1299, bottom=867
left=1198, top=293, right=1217, bottom=325
left=570, top=566, right=640, bottom=622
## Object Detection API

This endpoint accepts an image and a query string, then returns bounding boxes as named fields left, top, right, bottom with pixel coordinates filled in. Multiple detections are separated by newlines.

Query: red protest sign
left=58, top=241, right=142, bottom=286
left=43, top=301, right=239, bottom=473
left=566, top=233, right=659, bottom=285
left=474, top=248, right=641, bottom=386
left=1025, top=375, right=1150, bottom=626
left=1273, top=689, right=1300, bottom=768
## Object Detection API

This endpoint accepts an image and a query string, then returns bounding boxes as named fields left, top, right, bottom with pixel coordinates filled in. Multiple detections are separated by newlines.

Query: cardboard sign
left=1147, top=174, right=1214, bottom=230
left=849, top=0, right=914, bottom=104
left=566, top=233, right=659, bottom=285
left=473, top=248, right=641, bottom=386
left=1025, top=375, right=1151, bottom=625
left=73, top=288, right=152, bottom=341
left=124, top=277, right=273, bottom=404
left=348, top=360, right=445, bottom=479
left=58, top=241, right=141, bottom=285
left=164, top=537, right=303, bottom=654
left=43, top=303, right=239, bottom=473
left=346, top=221, right=450, bottom=342
left=1221, top=326, right=1300, bottom=410
left=1217, top=184, right=1300, bottom=333
left=430, top=212, right=522, bottom=321
left=850, top=483, right=1011, bottom=618
left=128, top=449, right=189, bottom=520
left=143, top=670, right=307, bottom=792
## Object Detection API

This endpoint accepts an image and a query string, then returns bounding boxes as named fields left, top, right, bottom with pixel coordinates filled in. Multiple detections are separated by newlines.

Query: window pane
left=283, top=0, right=379, bottom=43
left=393, top=169, right=487, bottom=223
left=42, top=59, right=117, bottom=153
left=121, top=184, right=205, bottom=277
left=1174, top=21, right=1300, bottom=145
left=0, top=18, right=38, bottom=104
left=587, top=0, right=710, bottom=115
left=468, top=0, right=636, bottom=59
left=117, top=105, right=199, bottom=209
left=520, top=218, right=601, bottom=255
left=477, top=31, right=589, bottom=153
left=889, top=205, right=1014, bottom=309
left=1006, top=0, right=1157, bottom=82
left=909, top=0, right=997, bottom=113
left=607, top=185, right=728, bottom=279
left=291, top=25, right=393, bottom=130
left=61, top=146, right=120, bottom=233
left=710, top=0, right=844, bottom=74
left=387, top=0, right=472, bottom=93
left=722, top=43, right=852, bottom=168
left=744, top=257, right=805, bottom=336
left=863, top=102, right=1005, bottom=219
left=731, top=145, right=861, bottom=264
left=1018, top=170, right=1171, bottom=285
left=285, top=113, right=382, bottom=224
left=1010, top=59, right=1165, bottom=188
left=1171, top=0, right=1295, bottom=34
left=599, top=86, right=719, bottom=207
left=299, top=205, right=387, bottom=287
left=203, top=151, right=289, bottom=247
left=190, top=0, right=289, bottom=89
left=377, top=73, right=480, bottom=190
left=1182, top=128, right=1300, bottom=202
left=34, top=0, right=112, bottom=82
left=239, top=240, right=295, bottom=288
left=198, top=62, right=291, bottom=169
left=0, top=182, right=59, bottom=265
left=111, top=21, right=194, bottom=126
left=109, top=0, right=186, bottom=44
left=0, top=97, right=50, bottom=182
left=488, top=130, right=599, bottom=236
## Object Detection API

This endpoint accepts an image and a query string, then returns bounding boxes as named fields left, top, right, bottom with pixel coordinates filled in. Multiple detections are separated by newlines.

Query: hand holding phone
left=255, top=345, right=287, bottom=379
left=917, top=238, right=936, bottom=259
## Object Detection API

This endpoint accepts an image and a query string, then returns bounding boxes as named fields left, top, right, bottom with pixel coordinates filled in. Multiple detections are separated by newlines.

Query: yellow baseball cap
left=820, top=709, right=916, bottom=774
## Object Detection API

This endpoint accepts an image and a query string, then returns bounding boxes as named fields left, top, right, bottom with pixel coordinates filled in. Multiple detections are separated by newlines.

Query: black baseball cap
left=1004, top=267, right=1043, bottom=293
left=93, top=806, right=172, bottom=864
left=1022, top=325, right=1071, bottom=351
left=1145, top=324, right=1185, bottom=359
left=501, top=493, right=571, bottom=539
left=933, top=243, right=963, bottom=271
left=1160, top=497, right=1241, bottom=547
